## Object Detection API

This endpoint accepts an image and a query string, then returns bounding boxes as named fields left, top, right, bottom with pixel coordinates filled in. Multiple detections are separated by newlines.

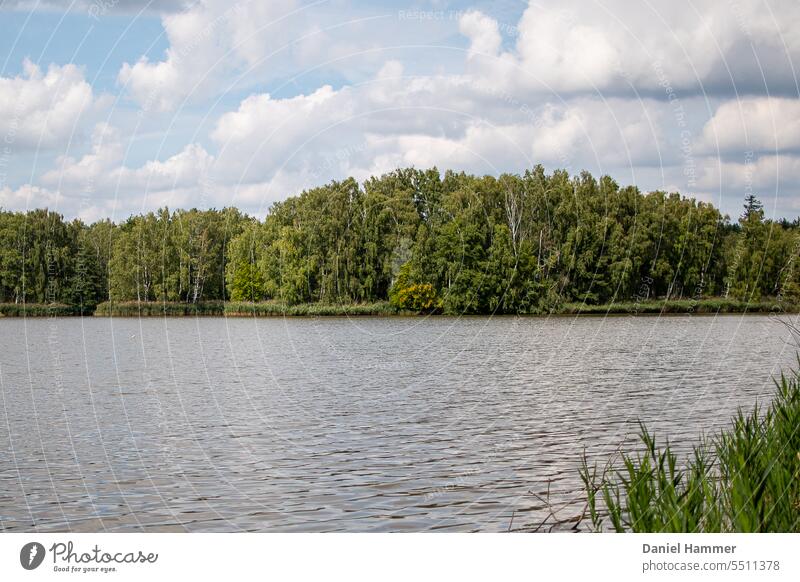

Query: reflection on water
left=0, top=314, right=795, bottom=532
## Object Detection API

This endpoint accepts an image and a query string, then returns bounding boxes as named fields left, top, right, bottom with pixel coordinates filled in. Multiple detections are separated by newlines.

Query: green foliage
left=228, top=261, right=267, bottom=302
left=233, top=172, right=800, bottom=313
left=223, top=167, right=739, bottom=315
left=581, top=367, right=800, bottom=532
left=109, top=207, right=247, bottom=303
left=390, top=282, right=439, bottom=313
left=0, top=174, right=798, bottom=316
left=0, top=209, right=78, bottom=305
left=389, top=263, right=440, bottom=312
left=67, top=235, right=104, bottom=313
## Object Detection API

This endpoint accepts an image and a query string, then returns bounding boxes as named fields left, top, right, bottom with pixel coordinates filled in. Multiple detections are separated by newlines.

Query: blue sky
left=1, top=0, right=799, bottom=221
left=0, top=12, right=166, bottom=86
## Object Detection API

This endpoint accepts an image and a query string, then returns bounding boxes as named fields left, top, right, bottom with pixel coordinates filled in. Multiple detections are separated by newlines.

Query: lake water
left=0, top=314, right=797, bottom=532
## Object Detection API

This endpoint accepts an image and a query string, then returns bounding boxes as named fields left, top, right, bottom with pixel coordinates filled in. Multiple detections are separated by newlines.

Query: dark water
left=0, top=314, right=796, bottom=532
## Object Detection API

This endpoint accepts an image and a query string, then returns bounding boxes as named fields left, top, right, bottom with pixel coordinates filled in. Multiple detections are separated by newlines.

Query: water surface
left=0, top=314, right=795, bottom=531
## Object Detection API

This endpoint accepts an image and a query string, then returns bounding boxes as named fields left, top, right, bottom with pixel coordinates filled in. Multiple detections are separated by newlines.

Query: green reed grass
left=93, top=301, right=225, bottom=316
left=85, top=298, right=798, bottom=317
left=0, top=303, right=78, bottom=316
left=92, top=300, right=404, bottom=317
left=562, top=298, right=796, bottom=315
left=224, top=301, right=402, bottom=316
left=581, top=368, right=800, bottom=532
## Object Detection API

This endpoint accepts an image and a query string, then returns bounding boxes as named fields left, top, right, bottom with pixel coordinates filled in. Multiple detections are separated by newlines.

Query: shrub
left=389, top=264, right=440, bottom=313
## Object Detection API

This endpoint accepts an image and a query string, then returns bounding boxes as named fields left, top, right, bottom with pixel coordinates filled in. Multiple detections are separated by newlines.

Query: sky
left=0, top=0, right=799, bottom=222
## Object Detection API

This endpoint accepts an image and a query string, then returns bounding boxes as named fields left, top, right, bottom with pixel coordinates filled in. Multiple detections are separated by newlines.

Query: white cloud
left=121, top=143, right=214, bottom=191
left=213, top=84, right=339, bottom=147
left=38, top=122, right=214, bottom=217
left=45, top=122, right=124, bottom=186
left=204, top=59, right=667, bottom=211
left=693, top=153, right=800, bottom=216
left=699, top=154, right=800, bottom=192
left=117, top=0, right=300, bottom=112
left=466, top=0, right=800, bottom=95
left=701, top=98, right=800, bottom=153
left=116, top=0, right=445, bottom=112
left=514, top=7, right=622, bottom=92
left=8, top=0, right=800, bottom=221
left=0, top=183, right=62, bottom=211
left=116, top=0, right=800, bottom=114
left=0, top=59, right=97, bottom=149
left=459, top=10, right=502, bottom=58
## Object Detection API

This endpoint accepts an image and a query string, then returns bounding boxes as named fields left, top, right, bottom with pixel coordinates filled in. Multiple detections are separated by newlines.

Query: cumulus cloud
left=44, top=122, right=124, bottom=186
left=0, top=183, right=62, bottom=211
left=459, top=10, right=502, bottom=58
left=692, top=153, right=800, bottom=217
left=701, top=97, right=800, bottom=153
left=205, top=57, right=668, bottom=211
left=115, top=0, right=427, bottom=112
left=467, top=0, right=800, bottom=96
left=116, top=0, right=800, bottom=112
left=117, top=0, right=300, bottom=111
left=7, top=0, right=800, bottom=219
left=699, top=154, right=800, bottom=194
left=0, top=60, right=98, bottom=149
left=44, top=123, right=213, bottom=190
left=37, top=122, right=215, bottom=217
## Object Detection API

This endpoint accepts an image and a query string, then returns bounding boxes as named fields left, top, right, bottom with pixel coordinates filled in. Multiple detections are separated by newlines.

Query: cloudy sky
left=0, top=0, right=798, bottom=222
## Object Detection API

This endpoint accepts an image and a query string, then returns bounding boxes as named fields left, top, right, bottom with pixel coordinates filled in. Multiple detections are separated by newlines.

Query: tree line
left=1, top=167, right=798, bottom=314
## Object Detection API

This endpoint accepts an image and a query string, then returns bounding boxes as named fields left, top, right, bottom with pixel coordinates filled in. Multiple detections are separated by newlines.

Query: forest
left=1, top=166, right=798, bottom=315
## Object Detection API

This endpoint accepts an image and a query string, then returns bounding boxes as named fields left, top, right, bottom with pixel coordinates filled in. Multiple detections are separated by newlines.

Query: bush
left=390, top=283, right=439, bottom=313
left=389, top=264, right=440, bottom=313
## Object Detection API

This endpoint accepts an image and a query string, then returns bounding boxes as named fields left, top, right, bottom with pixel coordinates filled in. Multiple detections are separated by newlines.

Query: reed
left=93, top=301, right=225, bottom=316
left=30, top=298, right=797, bottom=317
left=562, top=298, right=796, bottom=315
left=92, top=300, right=406, bottom=317
left=581, top=366, right=800, bottom=532
left=0, top=303, right=78, bottom=316
left=224, top=301, right=402, bottom=316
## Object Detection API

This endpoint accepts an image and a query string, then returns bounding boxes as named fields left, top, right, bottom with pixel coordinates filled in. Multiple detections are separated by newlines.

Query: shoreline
left=1, top=298, right=797, bottom=318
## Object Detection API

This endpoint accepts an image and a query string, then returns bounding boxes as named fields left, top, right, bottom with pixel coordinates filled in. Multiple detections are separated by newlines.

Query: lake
left=0, top=314, right=796, bottom=532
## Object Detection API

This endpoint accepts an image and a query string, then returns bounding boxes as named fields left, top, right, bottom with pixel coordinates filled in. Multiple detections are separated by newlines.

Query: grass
left=0, top=303, right=78, bottom=316
left=10, top=297, right=797, bottom=317
left=93, top=301, right=225, bottom=316
left=580, top=365, right=800, bottom=532
left=91, top=300, right=403, bottom=317
left=562, top=298, right=797, bottom=315
left=224, top=301, right=403, bottom=316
